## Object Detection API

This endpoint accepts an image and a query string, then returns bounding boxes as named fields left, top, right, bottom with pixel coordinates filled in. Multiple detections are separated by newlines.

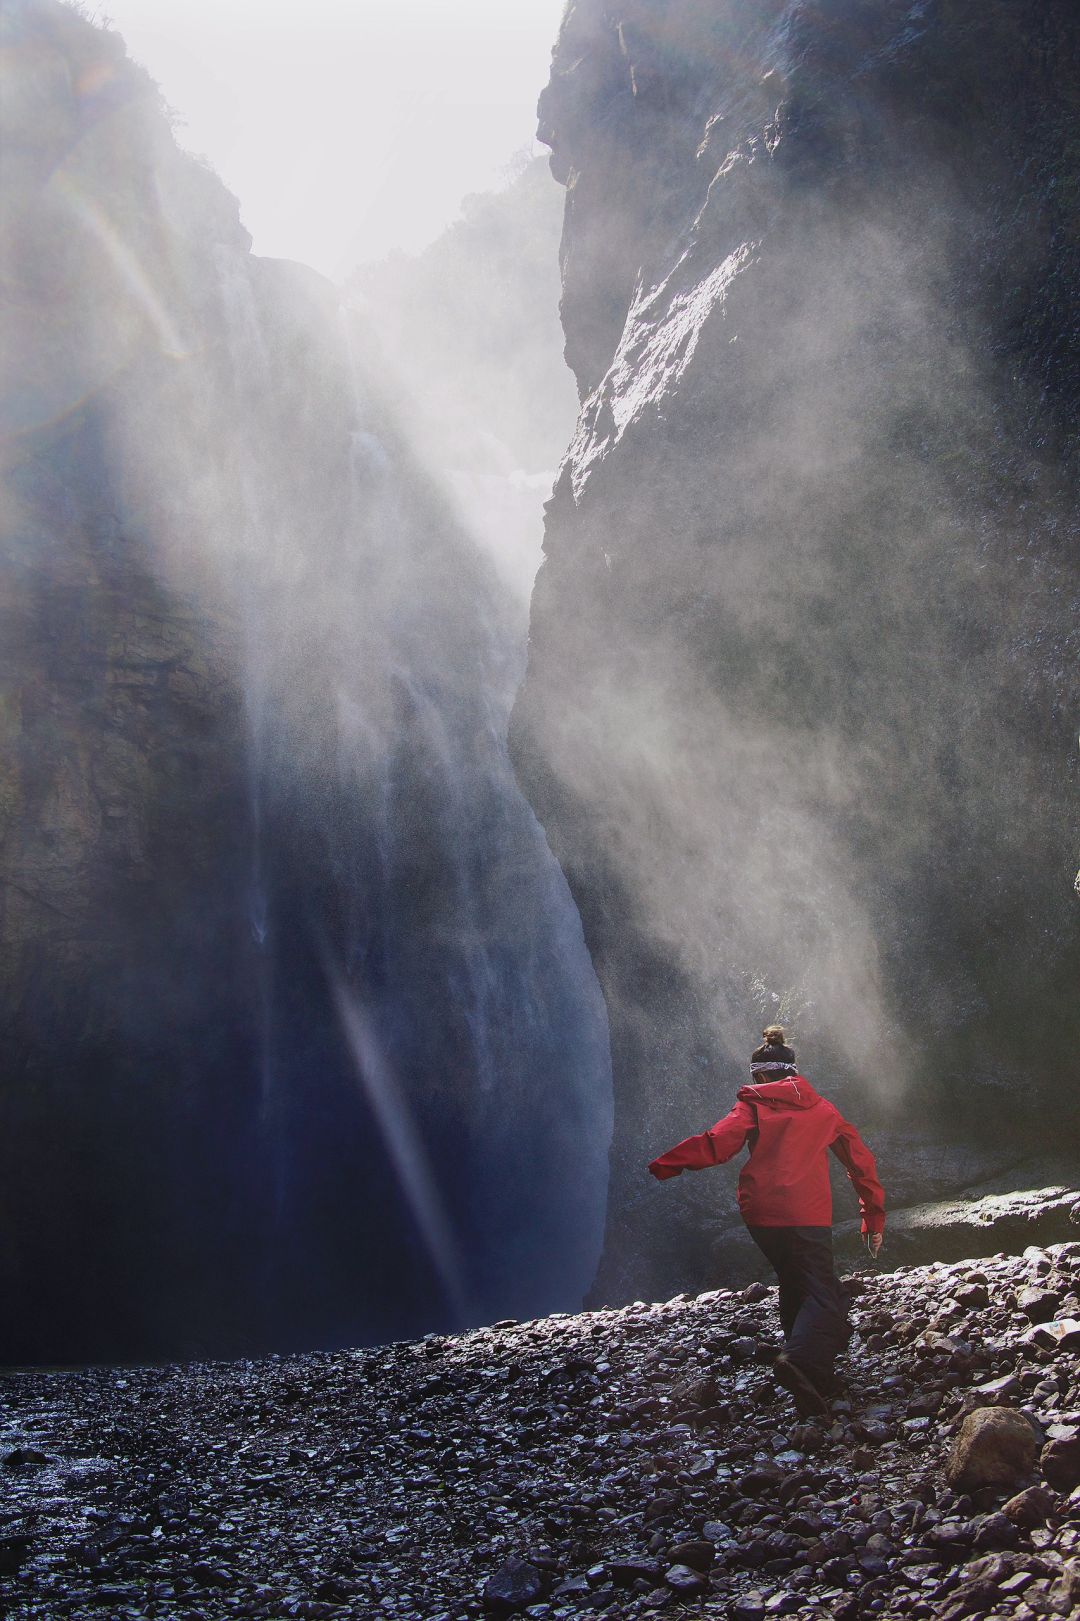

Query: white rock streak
left=569, top=240, right=757, bottom=502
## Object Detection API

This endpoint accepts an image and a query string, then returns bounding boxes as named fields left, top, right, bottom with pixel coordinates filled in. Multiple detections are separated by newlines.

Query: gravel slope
left=2, top=1244, right=1078, bottom=1620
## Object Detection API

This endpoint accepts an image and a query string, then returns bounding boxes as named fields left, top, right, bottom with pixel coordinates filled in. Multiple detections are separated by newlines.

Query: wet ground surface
left=1, top=1244, right=1078, bottom=1619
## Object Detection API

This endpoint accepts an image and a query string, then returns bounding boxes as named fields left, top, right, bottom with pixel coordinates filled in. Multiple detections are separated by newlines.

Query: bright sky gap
left=94, top=0, right=568, bottom=278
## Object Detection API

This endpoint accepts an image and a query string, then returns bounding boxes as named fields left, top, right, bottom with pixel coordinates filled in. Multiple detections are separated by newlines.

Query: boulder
left=945, top=1407, right=1040, bottom=1491
left=1018, top=1286, right=1062, bottom=1324
left=664, top=1562, right=708, bottom=1594
left=1041, top=1435, right=1080, bottom=1493
left=1002, top=1485, right=1058, bottom=1527
left=482, top=1557, right=547, bottom=1614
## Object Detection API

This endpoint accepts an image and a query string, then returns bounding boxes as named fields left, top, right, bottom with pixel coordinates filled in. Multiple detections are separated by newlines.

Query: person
left=648, top=1025, right=885, bottom=1416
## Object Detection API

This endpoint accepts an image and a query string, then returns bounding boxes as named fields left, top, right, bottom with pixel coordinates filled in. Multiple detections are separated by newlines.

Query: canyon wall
left=0, top=0, right=611, bottom=1363
left=512, top=0, right=1080, bottom=1303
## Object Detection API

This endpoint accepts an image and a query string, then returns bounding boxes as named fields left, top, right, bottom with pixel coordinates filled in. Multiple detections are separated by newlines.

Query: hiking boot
left=772, top=1352, right=828, bottom=1417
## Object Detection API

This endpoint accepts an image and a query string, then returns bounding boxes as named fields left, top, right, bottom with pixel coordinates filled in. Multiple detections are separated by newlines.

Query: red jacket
left=648, top=1076, right=885, bottom=1234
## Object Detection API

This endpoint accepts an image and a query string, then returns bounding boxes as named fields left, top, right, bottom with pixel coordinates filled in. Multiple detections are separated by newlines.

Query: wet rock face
left=0, top=0, right=612, bottom=1363
left=512, top=0, right=1080, bottom=1307
left=1, top=1241, right=1078, bottom=1619
left=0, top=0, right=262, bottom=1363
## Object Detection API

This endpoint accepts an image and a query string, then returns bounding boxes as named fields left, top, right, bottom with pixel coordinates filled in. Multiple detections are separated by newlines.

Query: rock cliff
left=0, top=0, right=611, bottom=1364
left=511, top=0, right=1080, bottom=1306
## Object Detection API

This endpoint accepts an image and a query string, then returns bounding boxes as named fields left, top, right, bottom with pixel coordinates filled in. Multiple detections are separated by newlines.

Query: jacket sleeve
left=829, top=1116, right=886, bottom=1233
left=649, top=1099, right=757, bottom=1180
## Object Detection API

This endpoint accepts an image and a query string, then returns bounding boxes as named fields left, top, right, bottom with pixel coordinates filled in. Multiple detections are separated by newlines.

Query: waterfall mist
left=0, top=0, right=611, bottom=1363
left=347, top=155, right=578, bottom=609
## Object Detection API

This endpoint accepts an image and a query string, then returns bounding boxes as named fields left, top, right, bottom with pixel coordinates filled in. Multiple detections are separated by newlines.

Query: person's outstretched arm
left=648, top=1099, right=757, bottom=1180
left=829, top=1117, right=886, bottom=1242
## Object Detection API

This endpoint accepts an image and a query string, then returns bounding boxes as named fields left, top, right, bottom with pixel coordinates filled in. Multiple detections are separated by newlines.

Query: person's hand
left=648, top=1159, right=680, bottom=1181
left=864, top=1231, right=883, bottom=1258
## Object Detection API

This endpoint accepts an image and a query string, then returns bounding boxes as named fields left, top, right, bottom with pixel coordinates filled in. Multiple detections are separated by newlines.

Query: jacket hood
left=737, top=1075, right=821, bottom=1111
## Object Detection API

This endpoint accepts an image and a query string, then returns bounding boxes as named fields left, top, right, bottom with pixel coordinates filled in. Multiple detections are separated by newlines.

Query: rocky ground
left=2, top=1244, right=1079, bottom=1621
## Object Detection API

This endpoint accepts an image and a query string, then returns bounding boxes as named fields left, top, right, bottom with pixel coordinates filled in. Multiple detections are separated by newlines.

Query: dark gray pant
left=746, top=1224, right=850, bottom=1386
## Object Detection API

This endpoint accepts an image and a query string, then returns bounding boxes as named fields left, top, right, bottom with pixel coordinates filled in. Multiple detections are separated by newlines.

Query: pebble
left=664, top=1561, right=708, bottom=1593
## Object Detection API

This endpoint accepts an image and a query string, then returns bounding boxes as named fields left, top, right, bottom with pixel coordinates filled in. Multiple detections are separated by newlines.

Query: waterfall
left=204, top=247, right=613, bottom=1344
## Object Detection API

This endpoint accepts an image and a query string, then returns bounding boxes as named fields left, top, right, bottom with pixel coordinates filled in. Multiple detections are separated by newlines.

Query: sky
left=95, top=0, right=568, bottom=279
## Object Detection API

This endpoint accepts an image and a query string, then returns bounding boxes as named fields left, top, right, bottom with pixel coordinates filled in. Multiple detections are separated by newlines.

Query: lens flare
left=331, top=972, right=470, bottom=1325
